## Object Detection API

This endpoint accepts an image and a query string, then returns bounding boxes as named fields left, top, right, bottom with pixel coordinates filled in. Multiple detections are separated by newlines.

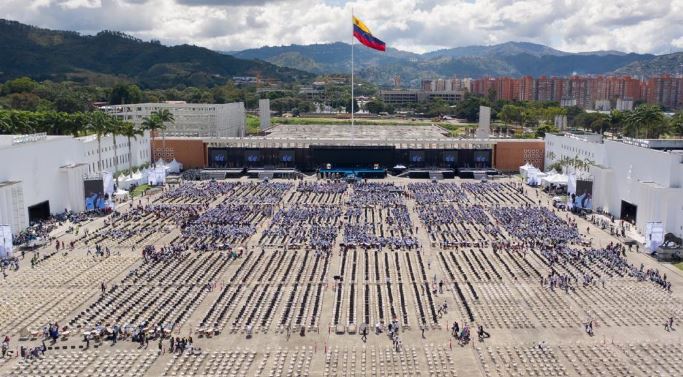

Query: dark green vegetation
left=0, top=19, right=312, bottom=88
left=232, top=41, right=657, bottom=85
left=613, top=52, right=683, bottom=77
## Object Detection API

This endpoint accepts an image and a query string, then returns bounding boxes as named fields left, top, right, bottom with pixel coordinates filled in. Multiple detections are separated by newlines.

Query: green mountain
left=0, top=19, right=313, bottom=88
left=231, top=42, right=657, bottom=86
left=612, top=52, right=683, bottom=77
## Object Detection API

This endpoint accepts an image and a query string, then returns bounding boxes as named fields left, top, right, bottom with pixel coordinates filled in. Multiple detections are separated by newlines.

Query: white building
left=102, top=102, right=246, bottom=139
left=0, top=131, right=151, bottom=235
left=545, top=132, right=683, bottom=237
left=544, top=132, right=605, bottom=168
left=78, top=131, right=151, bottom=176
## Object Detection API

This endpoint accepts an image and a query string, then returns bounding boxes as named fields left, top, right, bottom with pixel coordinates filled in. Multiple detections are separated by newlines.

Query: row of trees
left=569, top=105, right=683, bottom=138
left=86, top=109, right=174, bottom=176
left=0, top=77, right=264, bottom=112
left=0, top=108, right=174, bottom=174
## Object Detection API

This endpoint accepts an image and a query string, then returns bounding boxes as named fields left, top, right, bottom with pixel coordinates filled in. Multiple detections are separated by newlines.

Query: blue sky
left=1, top=0, right=682, bottom=54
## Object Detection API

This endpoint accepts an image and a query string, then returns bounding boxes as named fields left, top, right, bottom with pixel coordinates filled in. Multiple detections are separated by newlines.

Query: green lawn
left=246, top=114, right=260, bottom=135
left=130, top=184, right=150, bottom=197
left=673, top=262, right=683, bottom=272
left=272, top=116, right=437, bottom=126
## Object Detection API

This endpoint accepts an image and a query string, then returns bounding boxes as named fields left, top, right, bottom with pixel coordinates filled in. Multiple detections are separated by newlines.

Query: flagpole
left=351, top=8, right=355, bottom=130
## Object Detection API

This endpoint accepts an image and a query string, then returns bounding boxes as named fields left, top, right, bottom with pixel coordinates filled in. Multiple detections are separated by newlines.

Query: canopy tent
left=526, top=170, right=547, bottom=186
left=541, top=173, right=569, bottom=187
left=118, top=170, right=145, bottom=190
left=148, top=166, right=166, bottom=186
left=167, top=159, right=183, bottom=174
left=114, top=189, right=129, bottom=199
left=519, top=163, right=537, bottom=178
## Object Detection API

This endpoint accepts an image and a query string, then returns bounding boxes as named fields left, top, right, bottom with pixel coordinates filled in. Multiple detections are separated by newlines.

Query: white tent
left=526, top=169, right=547, bottom=186
left=114, top=189, right=129, bottom=199
left=140, top=169, right=150, bottom=184
left=519, top=163, right=535, bottom=178
left=167, top=159, right=182, bottom=174
left=542, top=173, right=569, bottom=187
left=119, top=171, right=141, bottom=190
left=148, top=166, right=166, bottom=186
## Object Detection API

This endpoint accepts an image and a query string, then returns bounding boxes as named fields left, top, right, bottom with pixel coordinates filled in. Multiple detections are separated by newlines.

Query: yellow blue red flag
left=353, top=16, right=386, bottom=52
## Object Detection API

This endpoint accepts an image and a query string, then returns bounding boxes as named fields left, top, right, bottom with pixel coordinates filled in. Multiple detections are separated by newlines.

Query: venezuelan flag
left=353, top=16, right=386, bottom=52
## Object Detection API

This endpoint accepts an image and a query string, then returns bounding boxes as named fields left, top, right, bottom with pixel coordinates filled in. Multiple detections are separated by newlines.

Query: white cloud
left=0, top=0, right=682, bottom=54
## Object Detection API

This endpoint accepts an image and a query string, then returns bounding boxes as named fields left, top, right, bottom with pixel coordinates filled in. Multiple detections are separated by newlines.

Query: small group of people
left=43, top=323, right=63, bottom=343
left=142, top=244, right=189, bottom=264
left=1, top=336, right=10, bottom=358
left=168, top=336, right=194, bottom=354
left=20, top=341, right=47, bottom=360
left=451, top=321, right=490, bottom=345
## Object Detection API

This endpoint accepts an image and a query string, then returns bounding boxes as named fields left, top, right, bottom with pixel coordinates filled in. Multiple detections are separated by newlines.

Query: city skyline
left=1, top=0, right=682, bottom=54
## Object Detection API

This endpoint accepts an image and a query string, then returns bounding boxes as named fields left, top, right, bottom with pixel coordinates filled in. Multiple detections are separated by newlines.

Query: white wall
left=0, top=131, right=146, bottom=234
left=79, top=130, right=150, bottom=176
left=544, top=133, right=605, bottom=170
left=102, top=103, right=245, bottom=138
left=590, top=141, right=683, bottom=236
left=0, top=137, right=85, bottom=229
left=0, top=181, right=27, bottom=234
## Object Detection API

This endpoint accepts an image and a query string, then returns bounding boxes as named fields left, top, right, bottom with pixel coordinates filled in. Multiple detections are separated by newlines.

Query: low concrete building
left=545, top=132, right=683, bottom=237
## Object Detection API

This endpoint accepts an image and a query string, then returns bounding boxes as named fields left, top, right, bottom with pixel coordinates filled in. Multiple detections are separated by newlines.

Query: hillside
left=230, top=41, right=657, bottom=86
left=612, top=52, right=683, bottom=77
left=0, top=19, right=313, bottom=88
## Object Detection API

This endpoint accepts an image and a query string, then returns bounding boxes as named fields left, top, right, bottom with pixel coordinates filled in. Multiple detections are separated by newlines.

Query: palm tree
left=624, top=104, right=664, bottom=138
left=671, top=111, right=683, bottom=136
left=109, top=117, right=126, bottom=176
left=151, top=109, right=174, bottom=162
left=87, top=111, right=113, bottom=173
left=120, top=121, right=143, bottom=174
left=142, top=114, right=163, bottom=163
left=0, top=111, right=10, bottom=133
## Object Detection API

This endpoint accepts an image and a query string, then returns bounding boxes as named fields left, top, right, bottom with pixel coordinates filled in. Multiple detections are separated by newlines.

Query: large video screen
left=443, top=151, right=457, bottom=163
left=279, top=150, right=295, bottom=163
left=409, top=151, right=425, bottom=163
left=210, top=150, right=227, bottom=164
left=473, top=150, right=490, bottom=163
left=245, top=150, right=261, bottom=163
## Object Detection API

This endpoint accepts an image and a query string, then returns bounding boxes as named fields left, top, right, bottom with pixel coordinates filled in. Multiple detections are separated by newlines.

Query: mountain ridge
left=228, top=41, right=664, bottom=85
left=0, top=19, right=313, bottom=88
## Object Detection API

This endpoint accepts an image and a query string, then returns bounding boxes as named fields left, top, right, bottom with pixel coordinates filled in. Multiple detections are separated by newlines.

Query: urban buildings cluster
left=471, top=75, right=683, bottom=110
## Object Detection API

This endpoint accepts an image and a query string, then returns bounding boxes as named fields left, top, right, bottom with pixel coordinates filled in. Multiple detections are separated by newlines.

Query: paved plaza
left=1, top=176, right=682, bottom=377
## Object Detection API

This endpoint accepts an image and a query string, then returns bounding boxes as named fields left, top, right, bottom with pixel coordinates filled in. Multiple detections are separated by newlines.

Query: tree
left=2, top=77, right=38, bottom=95
left=535, top=124, right=558, bottom=138
left=109, top=118, right=126, bottom=174
left=119, top=121, right=143, bottom=174
left=151, top=109, right=174, bottom=161
left=8, top=92, right=41, bottom=110
left=608, top=110, right=625, bottom=134
left=565, top=106, right=585, bottom=126
left=109, top=83, right=143, bottom=105
left=454, top=94, right=485, bottom=122
left=624, top=104, right=665, bottom=138
left=345, top=98, right=359, bottom=114
left=499, top=104, right=521, bottom=127
left=365, top=100, right=386, bottom=114
left=87, top=111, right=114, bottom=173
left=141, top=113, right=163, bottom=163
left=670, top=111, right=683, bottom=136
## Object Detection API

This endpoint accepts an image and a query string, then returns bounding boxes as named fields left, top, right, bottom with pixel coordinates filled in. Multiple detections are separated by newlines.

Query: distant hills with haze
left=231, top=41, right=683, bottom=86
left=1, top=19, right=682, bottom=89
